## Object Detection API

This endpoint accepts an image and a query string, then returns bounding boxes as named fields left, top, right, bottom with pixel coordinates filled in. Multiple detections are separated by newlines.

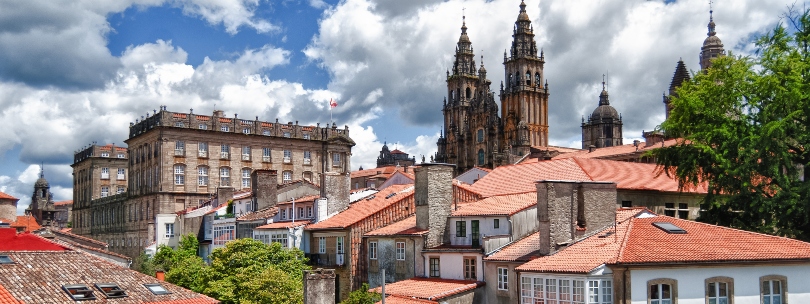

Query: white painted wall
left=424, top=252, right=484, bottom=281
left=630, top=264, right=810, bottom=304
left=448, top=216, right=509, bottom=246
left=155, top=214, right=178, bottom=248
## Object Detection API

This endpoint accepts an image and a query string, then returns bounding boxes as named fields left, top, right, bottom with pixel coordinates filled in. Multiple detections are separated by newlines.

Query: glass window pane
left=718, top=282, right=726, bottom=297
left=773, top=281, right=781, bottom=294
left=708, top=282, right=716, bottom=297
left=662, top=284, right=670, bottom=298
left=651, top=285, right=659, bottom=299
left=763, top=281, right=771, bottom=295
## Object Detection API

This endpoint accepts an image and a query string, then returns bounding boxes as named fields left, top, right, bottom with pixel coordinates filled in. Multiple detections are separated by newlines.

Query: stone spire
left=509, top=0, right=538, bottom=59
left=699, top=5, right=725, bottom=70
left=452, top=14, right=477, bottom=76
left=599, top=77, right=609, bottom=106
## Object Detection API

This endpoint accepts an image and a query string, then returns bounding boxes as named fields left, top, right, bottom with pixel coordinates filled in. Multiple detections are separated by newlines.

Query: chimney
left=213, top=110, right=224, bottom=118
left=323, top=172, right=350, bottom=216
left=535, top=180, right=616, bottom=256
left=303, top=268, right=336, bottom=304
left=251, top=170, right=278, bottom=211
left=415, top=163, right=454, bottom=248
left=215, top=187, right=234, bottom=207
left=155, top=269, right=165, bottom=281
left=588, top=145, right=596, bottom=153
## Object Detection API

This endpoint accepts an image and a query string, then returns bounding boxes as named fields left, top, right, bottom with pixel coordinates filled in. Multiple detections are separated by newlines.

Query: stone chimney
left=251, top=169, right=278, bottom=211
left=215, top=187, right=234, bottom=207
left=415, top=163, right=454, bottom=248
left=323, top=172, right=350, bottom=216
left=535, top=180, right=616, bottom=255
left=303, top=268, right=336, bottom=304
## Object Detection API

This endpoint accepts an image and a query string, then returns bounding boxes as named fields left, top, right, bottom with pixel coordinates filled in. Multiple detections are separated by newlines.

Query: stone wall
left=323, top=172, right=350, bottom=216
left=303, top=268, right=336, bottom=304
left=366, top=236, right=423, bottom=288
left=0, top=198, right=17, bottom=222
left=415, top=164, right=453, bottom=248
left=536, top=180, right=616, bottom=255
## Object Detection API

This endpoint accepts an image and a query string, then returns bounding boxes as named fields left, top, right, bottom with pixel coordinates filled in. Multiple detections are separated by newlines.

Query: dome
left=590, top=104, right=620, bottom=122
left=702, top=35, right=723, bottom=48
left=35, top=177, right=49, bottom=188
left=517, top=1, right=530, bottom=21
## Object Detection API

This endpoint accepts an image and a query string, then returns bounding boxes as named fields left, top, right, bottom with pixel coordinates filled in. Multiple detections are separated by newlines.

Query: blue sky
left=0, top=0, right=795, bottom=212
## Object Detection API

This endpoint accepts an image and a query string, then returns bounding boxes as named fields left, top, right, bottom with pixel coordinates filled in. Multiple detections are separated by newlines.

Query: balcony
left=117, top=174, right=125, bottom=180
left=175, top=149, right=185, bottom=156
left=100, top=173, right=109, bottom=179
left=262, top=156, right=271, bottom=162
left=221, top=152, right=229, bottom=159
left=303, top=158, right=311, bottom=165
left=242, top=154, right=250, bottom=161
left=198, top=151, right=208, bottom=158
left=308, top=253, right=345, bottom=267
left=283, top=157, right=291, bottom=164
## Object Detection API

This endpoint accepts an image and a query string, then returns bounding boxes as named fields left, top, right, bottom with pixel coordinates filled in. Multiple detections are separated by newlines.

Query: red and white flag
left=329, top=98, right=338, bottom=108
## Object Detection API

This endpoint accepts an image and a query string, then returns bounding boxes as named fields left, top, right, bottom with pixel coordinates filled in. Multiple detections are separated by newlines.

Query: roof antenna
left=709, top=0, right=713, bottom=21
left=40, top=162, right=44, bottom=178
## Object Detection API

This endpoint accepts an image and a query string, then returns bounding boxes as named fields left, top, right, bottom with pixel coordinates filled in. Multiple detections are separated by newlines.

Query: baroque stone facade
left=376, top=143, right=415, bottom=168
left=436, top=1, right=548, bottom=173
left=25, top=169, right=57, bottom=227
left=581, top=81, right=623, bottom=149
left=72, top=107, right=355, bottom=260
left=71, top=144, right=129, bottom=235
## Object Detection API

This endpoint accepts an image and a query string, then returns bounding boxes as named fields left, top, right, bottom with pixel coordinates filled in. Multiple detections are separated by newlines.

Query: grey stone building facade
left=71, top=144, right=129, bottom=236
left=25, top=169, right=58, bottom=227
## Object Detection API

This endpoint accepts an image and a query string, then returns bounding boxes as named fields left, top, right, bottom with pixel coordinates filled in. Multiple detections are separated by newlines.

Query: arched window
left=456, top=88, right=461, bottom=100
left=477, top=129, right=484, bottom=143
left=466, top=87, right=471, bottom=98
left=526, top=71, right=531, bottom=85
left=478, top=149, right=485, bottom=166
left=535, top=73, right=541, bottom=87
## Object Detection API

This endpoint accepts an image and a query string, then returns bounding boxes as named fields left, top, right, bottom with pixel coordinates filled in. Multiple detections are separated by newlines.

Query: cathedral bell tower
left=25, top=166, right=57, bottom=227
left=500, top=0, right=549, bottom=155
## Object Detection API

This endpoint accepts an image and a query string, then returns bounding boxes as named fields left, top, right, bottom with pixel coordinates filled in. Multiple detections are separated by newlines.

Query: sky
left=0, top=0, right=798, bottom=213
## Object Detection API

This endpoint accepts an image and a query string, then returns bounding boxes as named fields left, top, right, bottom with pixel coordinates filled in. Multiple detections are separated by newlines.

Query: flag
left=329, top=98, right=338, bottom=108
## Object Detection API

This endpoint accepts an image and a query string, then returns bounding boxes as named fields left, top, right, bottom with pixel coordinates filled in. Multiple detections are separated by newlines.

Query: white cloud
left=175, top=0, right=279, bottom=34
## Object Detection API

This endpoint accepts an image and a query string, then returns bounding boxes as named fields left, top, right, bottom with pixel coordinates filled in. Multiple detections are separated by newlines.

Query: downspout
left=412, top=238, right=417, bottom=278
left=622, top=266, right=629, bottom=304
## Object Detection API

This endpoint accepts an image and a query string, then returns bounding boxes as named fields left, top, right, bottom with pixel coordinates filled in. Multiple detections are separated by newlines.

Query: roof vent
left=652, top=222, right=687, bottom=234
left=62, top=284, right=97, bottom=301
left=385, top=193, right=397, bottom=199
left=94, top=283, right=128, bottom=298
left=0, top=255, right=13, bottom=264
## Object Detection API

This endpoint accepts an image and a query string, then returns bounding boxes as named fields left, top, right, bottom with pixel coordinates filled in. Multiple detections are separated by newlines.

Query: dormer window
left=94, top=283, right=127, bottom=298
left=144, top=283, right=171, bottom=295
left=62, top=284, right=97, bottom=301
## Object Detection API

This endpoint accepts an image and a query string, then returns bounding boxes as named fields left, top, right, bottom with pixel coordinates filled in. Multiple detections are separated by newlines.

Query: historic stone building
left=581, top=80, right=623, bottom=149
left=72, top=107, right=355, bottom=260
left=71, top=144, right=129, bottom=236
left=376, top=143, right=415, bottom=168
left=436, top=1, right=549, bottom=174
left=25, top=169, right=58, bottom=227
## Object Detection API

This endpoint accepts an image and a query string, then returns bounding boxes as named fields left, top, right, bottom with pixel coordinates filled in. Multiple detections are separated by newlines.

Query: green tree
left=153, top=234, right=199, bottom=272
left=341, top=283, right=381, bottom=304
left=652, top=7, right=810, bottom=240
left=136, top=252, right=155, bottom=276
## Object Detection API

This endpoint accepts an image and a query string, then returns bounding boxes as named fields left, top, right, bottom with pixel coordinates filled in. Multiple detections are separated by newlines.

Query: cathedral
left=435, top=1, right=548, bottom=173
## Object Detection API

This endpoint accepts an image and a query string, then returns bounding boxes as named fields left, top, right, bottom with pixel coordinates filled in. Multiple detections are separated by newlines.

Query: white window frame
left=219, top=167, right=230, bottom=186
left=283, top=150, right=292, bottom=163
left=175, top=141, right=185, bottom=156
left=396, top=242, right=405, bottom=260
left=318, top=237, right=326, bottom=253
left=174, top=165, right=185, bottom=185
left=282, top=171, right=292, bottom=182
left=242, top=127, right=251, bottom=134
left=520, top=275, right=611, bottom=304
left=498, top=267, right=509, bottom=290
left=165, top=223, right=175, bottom=238
left=306, top=206, right=313, bottom=218
left=199, top=123, right=207, bottom=130
left=369, top=242, right=377, bottom=260
left=101, top=186, right=109, bottom=198
left=220, top=145, right=230, bottom=159
left=271, top=233, right=288, bottom=247
left=117, top=153, right=125, bottom=158
left=303, top=150, right=311, bottom=165
left=241, top=168, right=251, bottom=189
left=101, top=152, right=109, bottom=157
left=242, top=146, right=250, bottom=160
left=198, top=166, right=209, bottom=186
left=303, top=133, right=310, bottom=140
left=117, top=186, right=125, bottom=194
left=262, top=129, right=270, bottom=136
left=117, top=168, right=125, bottom=180
left=332, top=153, right=341, bottom=166
left=262, top=147, right=271, bottom=162
left=101, top=167, right=109, bottom=179
left=650, top=283, right=672, bottom=304
left=221, top=125, right=230, bottom=132
left=762, top=279, right=783, bottom=304
left=198, top=142, right=208, bottom=157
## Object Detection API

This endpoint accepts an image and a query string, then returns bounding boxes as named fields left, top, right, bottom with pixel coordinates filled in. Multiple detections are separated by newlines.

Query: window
left=477, top=129, right=484, bottom=142
left=456, top=220, right=466, bottom=237
left=101, top=186, right=109, bottom=198
left=198, top=166, right=209, bottom=186
left=117, top=186, right=125, bottom=194
left=333, top=153, right=341, bottom=166
left=497, top=267, right=508, bottom=290
left=174, top=165, right=185, bottom=185
left=280, top=209, right=287, bottom=220
left=144, top=283, right=171, bottom=295
left=271, top=233, right=288, bottom=247
left=283, top=132, right=291, bottom=138
left=526, top=71, right=532, bottom=85
left=319, top=237, right=326, bottom=253
left=283, top=171, right=292, bottom=182
left=62, top=284, right=97, bottom=300
left=303, top=133, right=311, bottom=139
left=463, top=257, right=476, bottom=280
left=101, top=152, right=109, bottom=157
left=262, top=129, right=270, bottom=135
left=494, top=218, right=500, bottom=229
left=199, top=123, right=207, bottom=130
left=262, top=147, right=271, bottom=162
left=707, top=280, right=729, bottom=304
left=336, top=236, right=344, bottom=253
left=175, top=121, right=184, bottom=127
left=221, top=125, right=230, bottom=132
left=298, top=207, right=304, bottom=218
left=283, top=150, right=292, bottom=163
left=242, top=127, right=250, bottom=134
left=304, top=150, right=311, bottom=164
left=242, top=146, right=250, bottom=160
left=175, top=141, right=185, bottom=156
left=117, top=153, right=125, bottom=158
left=219, top=167, right=231, bottom=186
left=220, top=145, right=230, bottom=159
left=521, top=276, right=609, bottom=304
left=429, top=258, right=440, bottom=277
left=664, top=203, right=689, bottom=219
left=621, top=201, right=632, bottom=208
left=101, top=167, right=109, bottom=179
left=117, top=168, right=125, bottom=180
left=212, top=225, right=235, bottom=245
left=648, top=278, right=677, bottom=304
left=242, top=168, right=251, bottom=188
left=198, top=142, right=208, bottom=157
left=760, top=275, right=786, bottom=304
left=369, top=242, right=377, bottom=260
left=396, top=242, right=405, bottom=260
left=307, top=206, right=313, bottom=218
left=165, top=223, right=175, bottom=238
left=535, top=73, right=541, bottom=87
left=478, top=149, right=485, bottom=166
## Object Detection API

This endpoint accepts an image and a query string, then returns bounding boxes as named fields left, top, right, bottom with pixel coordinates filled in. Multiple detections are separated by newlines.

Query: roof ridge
left=485, top=230, right=539, bottom=256
left=571, top=158, right=596, bottom=181
left=666, top=216, right=810, bottom=244
left=615, top=217, right=635, bottom=263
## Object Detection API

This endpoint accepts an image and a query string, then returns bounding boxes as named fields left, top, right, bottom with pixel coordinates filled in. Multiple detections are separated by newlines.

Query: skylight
left=94, top=283, right=127, bottom=298
left=0, top=255, right=13, bottom=264
left=652, top=222, right=687, bottom=234
left=62, top=284, right=97, bottom=301
left=144, top=283, right=171, bottom=295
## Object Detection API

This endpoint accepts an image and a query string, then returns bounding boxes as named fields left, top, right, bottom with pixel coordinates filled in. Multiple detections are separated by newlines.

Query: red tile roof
left=0, top=229, right=68, bottom=251
left=450, top=192, right=536, bottom=217
left=516, top=209, right=810, bottom=273
left=370, top=278, right=484, bottom=301
left=552, top=139, right=680, bottom=160
left=256, top=220, right=311, bottom=229
left=307, top=185, right=414, bottom=230
left=0, top=284, right=22, bottom=304
left=7, top=216, right=41, bottom=233
left=365, top=216, right=427, bottom=237
left=351, top=166, right=418, bottom=179
left=50, top=228, right=109, bottom=248
left=236, top=206, right=278, bottom=222
left=470, top=158, right=706, bottom=197
left=377, top=295, right=438, bottom=304
left=485, top=231, right=541, bottom=262
left=278, top=195, right=320, bottom=205
left=0, top=191, right=17, bottom=200
left=53, top=200, right=73, bottom=206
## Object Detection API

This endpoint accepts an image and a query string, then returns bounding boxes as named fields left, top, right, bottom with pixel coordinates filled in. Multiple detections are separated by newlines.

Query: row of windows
left=520, top=277, right=611, bottom=304
left=176, top=142, right=314, bottom=163
left=174, top=121, right=311, bottom=139
left=279, top=206, right=314, bottom=220
left=254, top=233, right=289, bottom=247
left=99, top=186, right=126, bottom=198
left=507, top=71, right=542, bottom=88
left=98, top=152, right=126, bottom=158
left=173, top=165, right=308, bottom=186
left=368, top=241, right=406, bottom=261
left=315, top=236, right=343, bottom=254
left=99, top=168, right=126, bottom=180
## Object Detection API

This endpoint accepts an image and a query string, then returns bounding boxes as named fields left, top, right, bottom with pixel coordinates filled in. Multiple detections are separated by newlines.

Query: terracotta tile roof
left=517, top=208, right=810, bottom=273
left=50, top=238, right=131, bottom=261
left=552, top=139, right=680, bottom=160
left=485, top=232, right=541, bottom=262
left=365, top=216, right=427, bottom=236
left=470, top=158, right=706, bottom=197
left=377, top=294, right=438, bottom=304
left=307, top=185, right=414, bottom=230
left=54, top=200, right=74, bottom=206
left=60, top=228, right=72, bottom=233
left=236, top=206, right=278, bottom=222
left=0, top=284, right=22, bottom=304
left=256, top=220, right=311, bottom=229
left=0, top=251, right=217, bottom=303
left=50, top=228, right=109, bottom=248
left=351, top=166, right=398, bottom=178
left=450, top=192, right=536, bottom=217
left=204, top=204, right=228, bottom=216
left=0, top=191, right=17, bottom=200
left=8, top=216, right=41, bottom=233
left=278, top=195, right=320, bottom=205
left=0, top=229, right=69, bottom=251
left=370, top=278, right=484, bottom=301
